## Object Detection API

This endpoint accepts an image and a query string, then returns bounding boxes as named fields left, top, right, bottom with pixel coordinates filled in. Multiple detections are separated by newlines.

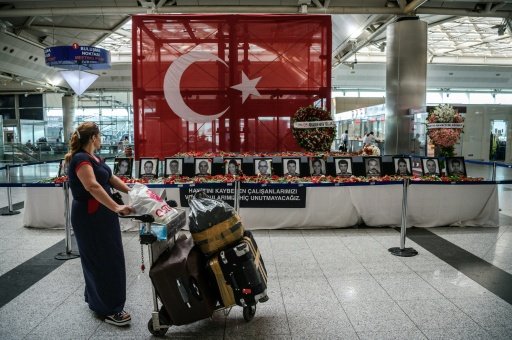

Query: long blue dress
left=68, top=151, right=126, bottom=316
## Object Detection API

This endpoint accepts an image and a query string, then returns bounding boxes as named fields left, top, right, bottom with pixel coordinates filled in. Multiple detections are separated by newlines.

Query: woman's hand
left=116, top=205, right=133, bottom=216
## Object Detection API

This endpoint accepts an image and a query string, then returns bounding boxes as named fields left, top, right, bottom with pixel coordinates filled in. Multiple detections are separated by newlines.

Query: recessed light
left=449, top=72, right=453, bottom=75
left=496, top=73, right=500, bottom=76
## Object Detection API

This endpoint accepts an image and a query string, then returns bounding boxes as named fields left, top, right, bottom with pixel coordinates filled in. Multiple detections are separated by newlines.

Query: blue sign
left=44, top=45, right=111, bottom=70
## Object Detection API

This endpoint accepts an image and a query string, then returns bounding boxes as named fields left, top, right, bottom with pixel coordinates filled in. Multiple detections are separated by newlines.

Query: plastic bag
left=129, top=183, right=178, bottom=225
left=188, top=191, right=235, bottom=233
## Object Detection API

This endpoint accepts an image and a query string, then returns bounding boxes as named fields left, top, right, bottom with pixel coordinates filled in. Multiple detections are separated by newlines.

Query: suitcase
left=149, top=235, right=219, bottom=326
left=208, top=256, right=236, bottom=308
left=191, top=213, right=245, bottom=256
left=216, top=231, right=268, bottom=307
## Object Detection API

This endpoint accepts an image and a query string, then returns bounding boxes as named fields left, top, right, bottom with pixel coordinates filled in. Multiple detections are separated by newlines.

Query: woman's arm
left=77, top=164, right=131, bottom=215
left=109, top=175, right=131, bottom=194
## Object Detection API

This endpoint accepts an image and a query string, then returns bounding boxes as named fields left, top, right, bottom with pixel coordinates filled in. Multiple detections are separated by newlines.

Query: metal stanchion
left=1, top=164, right=21, bottom=216
left=492, top=161, right=497, bottom=181
left=388, top=178, right=418, bottom=257
left=234, top=177, right=240, bottom=213
left=55, top=181, right=80, bottom=260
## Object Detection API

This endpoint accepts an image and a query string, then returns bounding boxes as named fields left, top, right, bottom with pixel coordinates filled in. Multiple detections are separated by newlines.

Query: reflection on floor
left=0, top=162, right=511, bottom=339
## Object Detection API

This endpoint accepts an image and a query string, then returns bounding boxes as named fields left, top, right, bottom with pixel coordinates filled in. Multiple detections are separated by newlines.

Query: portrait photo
left=254, top=158, right=272, bottom=176
left=283, top=158, right=300, bottom=176
left=113, top=157, right=133, bottom=177
left=58, top=159, right=68, bottom=177
left=393, top=156, right=412, bottom=176
left=195, top=158, right=212, bottom=176
left=364, top=157, right=382, bottom=177
left=421, top=157, right=440, bottom=176
left=446, top=157, right=467, bottom=177
left=224, top=158, right=243, bottom=175
left=139, top=158, right=159, bottom=179
left=334, top=157, right=353, bottom=177
left=309, top=157, right=326, bottom=176
left=164, top=158, right=183, bottom=177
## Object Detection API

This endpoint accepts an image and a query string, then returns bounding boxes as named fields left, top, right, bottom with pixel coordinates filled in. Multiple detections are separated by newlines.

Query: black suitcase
left=217, top=231, right=268, bottom=307
left=149, top=235, right=219, bottom=325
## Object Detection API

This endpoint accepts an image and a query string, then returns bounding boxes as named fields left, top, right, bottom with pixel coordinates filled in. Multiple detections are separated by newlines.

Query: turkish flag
left=132, top=14, right=331, bottom=157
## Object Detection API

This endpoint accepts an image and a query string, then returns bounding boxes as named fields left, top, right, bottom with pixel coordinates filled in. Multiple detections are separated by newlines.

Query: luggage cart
left=123, top=202, right=256, bottom=337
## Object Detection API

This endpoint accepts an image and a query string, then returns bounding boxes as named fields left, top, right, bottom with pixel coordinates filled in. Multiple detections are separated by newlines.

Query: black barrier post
left=388, top=178, right=418, bottom=257
left=55, top=181, right=80, bottom=260
left=1, top=164, right=21, bottom=216
left=234, top=177, right=240, bottom=213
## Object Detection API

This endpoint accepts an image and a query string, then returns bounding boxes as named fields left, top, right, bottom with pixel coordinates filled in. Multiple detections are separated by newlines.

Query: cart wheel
left=243, top=305, right=256, bottom=322
left=147, top=318, right=168, bottom=337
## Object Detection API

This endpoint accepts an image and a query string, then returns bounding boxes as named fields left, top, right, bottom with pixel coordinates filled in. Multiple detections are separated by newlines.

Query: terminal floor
left=0, top=186, right=512, bottom=340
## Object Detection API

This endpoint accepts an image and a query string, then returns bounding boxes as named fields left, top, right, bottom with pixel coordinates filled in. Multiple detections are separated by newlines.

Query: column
left=62, top=94, right=76, bottom=143
left=384, top=17, right=427, bottom=155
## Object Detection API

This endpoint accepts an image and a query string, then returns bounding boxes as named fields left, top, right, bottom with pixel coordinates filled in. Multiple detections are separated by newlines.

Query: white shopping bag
left=128, top=183, right=178, bottom=225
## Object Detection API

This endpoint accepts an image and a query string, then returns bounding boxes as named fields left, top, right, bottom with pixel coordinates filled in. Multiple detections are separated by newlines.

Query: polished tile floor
left=0, top=163, right=511, bottom=339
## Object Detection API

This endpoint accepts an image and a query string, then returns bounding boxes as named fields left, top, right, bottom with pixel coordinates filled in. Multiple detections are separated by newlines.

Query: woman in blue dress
left=65, top=122, right=133, bottom=326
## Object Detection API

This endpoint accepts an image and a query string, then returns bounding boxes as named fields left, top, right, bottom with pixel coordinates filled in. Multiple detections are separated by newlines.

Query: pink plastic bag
left=128, top=183, right=178, bottom=225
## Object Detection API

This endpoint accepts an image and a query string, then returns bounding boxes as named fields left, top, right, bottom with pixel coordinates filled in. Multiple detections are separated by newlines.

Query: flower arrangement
left=426, top=104, right=464, bottom=155
left=291, top=106, right=336, bottom=152
left=358, top=144, right=381, bottom=156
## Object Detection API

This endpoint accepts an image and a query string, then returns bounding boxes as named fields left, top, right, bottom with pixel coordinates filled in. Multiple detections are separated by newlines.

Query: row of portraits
left=70, top=156, right=466, bottom=179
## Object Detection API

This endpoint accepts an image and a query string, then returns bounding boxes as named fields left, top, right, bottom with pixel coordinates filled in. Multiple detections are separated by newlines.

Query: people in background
left=115, top=159, right=130, bottom=176
left=257, top=159, right=270, bottom=176
left=311, top=158, right=325, bottom=176
left=363, top=131, right=376, bottom=146
left=284, top=159, right=299, bottom=176
left=196, top=160, right=210, bottom=176
left=336, top=159, right=352, bottom=176
left=366, top=158, right=380, bottom=176
left=395, top=158, right=412, bottom=176
left=65, top=121, right=133, bottom=327
left=168, top=159, right=180, bottom=175
left=339, top=130, right=349, bottom=152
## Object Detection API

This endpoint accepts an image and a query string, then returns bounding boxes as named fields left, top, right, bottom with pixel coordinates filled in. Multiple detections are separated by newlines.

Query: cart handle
left=119, top=214, right=155, bottom=223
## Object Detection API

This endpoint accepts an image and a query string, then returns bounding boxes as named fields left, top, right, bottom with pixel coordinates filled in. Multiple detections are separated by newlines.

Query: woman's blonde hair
left=64, top=122, right=100, bottom=163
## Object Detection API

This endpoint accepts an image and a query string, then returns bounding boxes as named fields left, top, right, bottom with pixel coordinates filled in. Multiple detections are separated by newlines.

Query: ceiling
left=0, top=0, right=511, bottom=95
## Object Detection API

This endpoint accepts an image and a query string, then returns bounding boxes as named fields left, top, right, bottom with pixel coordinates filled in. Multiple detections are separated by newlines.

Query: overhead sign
left=44, top=45, right=111, bottom=70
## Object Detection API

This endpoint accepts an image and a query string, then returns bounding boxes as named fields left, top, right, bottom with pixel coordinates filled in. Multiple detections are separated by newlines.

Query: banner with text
left=179, top=185, right=306, bottom=208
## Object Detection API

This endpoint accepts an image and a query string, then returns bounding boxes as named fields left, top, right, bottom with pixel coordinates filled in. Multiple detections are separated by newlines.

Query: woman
left=311, top=158, right=324, bottom=176
left=65, top=122, right=133, bottom=327
left=227, top=159, right=240, bottom=175
left=395, top=158, right=411, bottom=176
left=116, top=159, right=130, bottom=176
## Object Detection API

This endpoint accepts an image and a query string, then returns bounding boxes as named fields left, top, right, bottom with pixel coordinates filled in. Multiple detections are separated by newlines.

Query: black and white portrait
left=165, top=158, right=183, bottom=176
left=421, top=158, right=440, bottom=176
left=393, top=157, right=412, bottom=176
left=113, top=157, right=133, bottom=177
left=446, top=157, right=467, bottom=177
left=283, top=158, right=300, bottom=176
left=309, top=157, right=326, bottom=176
left=225, top=158, right=243, bottom=175
left=139, top=158, right=159, bottom=179
left=364, top=157, right=382, bottom=177
left=195, top=158, right=212, bottom=176
left=254, top=158, right=272, bottom=176
left=334, top=157, right=353, bottom=177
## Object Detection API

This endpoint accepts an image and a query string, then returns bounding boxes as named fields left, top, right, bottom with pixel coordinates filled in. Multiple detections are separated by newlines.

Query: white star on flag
left=231, top=71, right=262, bottom=103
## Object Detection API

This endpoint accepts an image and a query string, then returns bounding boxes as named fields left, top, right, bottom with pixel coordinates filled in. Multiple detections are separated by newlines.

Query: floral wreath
left=426, top=104, right=464, bottom=148
left=291, top=106, right=336, bottom=152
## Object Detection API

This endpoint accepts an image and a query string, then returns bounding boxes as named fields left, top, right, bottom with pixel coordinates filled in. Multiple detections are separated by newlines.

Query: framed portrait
left=309, top=157, right=326, bottom=176
left=164, top=157, right=183, bottom=177
left=113, top=157, right=133, bottom=178
left=363, top=157, right=382, bottom=177
left=421, top=157, right=440, bottom=176
left=282, top=158, right=300, bottom=176
left=58, top=159, right=68, bottom=177
left=224, top=158, right=243, bottom=175
left=139, top=158, right=159, bottom=179
left=392, top=156, right=412, bottom=176
left=254, top=158, right=272, bottom=176
left=446, top=157, right=467, bottom=177
left=334, top=157, right=353, bottom=177
left=194, top=158, right=212, bottom=176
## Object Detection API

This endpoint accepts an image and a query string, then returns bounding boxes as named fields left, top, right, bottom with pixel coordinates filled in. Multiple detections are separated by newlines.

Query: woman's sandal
left=104, top=310, right=131, bottom=326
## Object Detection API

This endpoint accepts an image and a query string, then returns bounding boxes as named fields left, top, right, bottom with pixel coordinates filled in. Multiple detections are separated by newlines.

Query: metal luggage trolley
left=123, top=186, right=256, bottom=337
